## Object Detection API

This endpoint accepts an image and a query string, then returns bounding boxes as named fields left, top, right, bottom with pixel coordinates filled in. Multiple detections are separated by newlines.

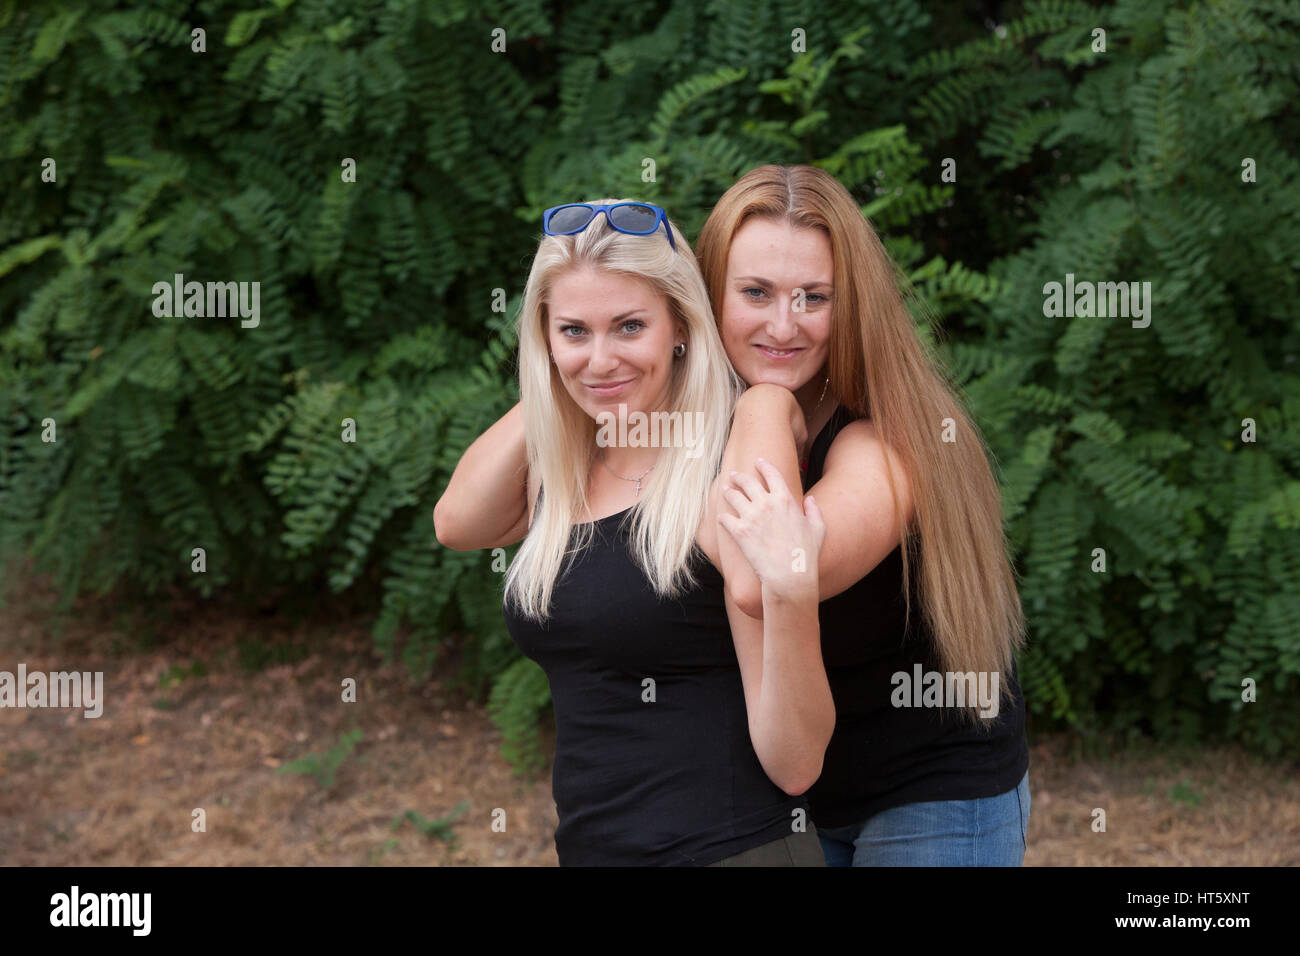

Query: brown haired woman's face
left=718, top=218, right=833, bottom=391
left=546, top=266, right=682, bottom=421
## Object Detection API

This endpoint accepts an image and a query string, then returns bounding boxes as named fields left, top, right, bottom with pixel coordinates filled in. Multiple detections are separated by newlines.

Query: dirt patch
left=0, top=563, right=558, bottom=866
left=1024, top=734, right=1299, bottom=865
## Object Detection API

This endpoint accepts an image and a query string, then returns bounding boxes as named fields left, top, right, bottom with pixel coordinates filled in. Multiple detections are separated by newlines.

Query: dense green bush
left=906, top=0, right=1300, bottom=754
left=1, top=0, right=1295, bottom=763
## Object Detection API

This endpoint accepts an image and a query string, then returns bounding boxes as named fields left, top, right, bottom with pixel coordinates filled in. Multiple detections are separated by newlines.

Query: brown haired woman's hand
left=718, top=458, right=825, bottom=602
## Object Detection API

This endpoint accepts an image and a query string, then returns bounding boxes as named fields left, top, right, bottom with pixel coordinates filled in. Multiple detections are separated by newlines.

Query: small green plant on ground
left=276, top=728, right=363, bottom=790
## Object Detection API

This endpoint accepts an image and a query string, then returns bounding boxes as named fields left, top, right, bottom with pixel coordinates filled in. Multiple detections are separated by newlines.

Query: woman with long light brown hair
left=697, top=164, right=1031, bottom=866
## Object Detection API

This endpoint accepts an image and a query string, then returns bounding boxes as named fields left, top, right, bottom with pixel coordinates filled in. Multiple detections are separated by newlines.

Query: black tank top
left=503, top=507, right=810, bottom=865
left=801, top=406, right=1028, bottom=828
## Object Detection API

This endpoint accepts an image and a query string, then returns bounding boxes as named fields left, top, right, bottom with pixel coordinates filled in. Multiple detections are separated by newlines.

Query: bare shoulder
left=822, top=418, right=915, bottom=525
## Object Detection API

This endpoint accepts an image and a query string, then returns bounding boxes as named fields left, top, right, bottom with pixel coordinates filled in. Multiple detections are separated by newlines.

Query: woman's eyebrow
left=734, top=275, right=833, bottom=290
left=551, top=310, right=648, bottom=324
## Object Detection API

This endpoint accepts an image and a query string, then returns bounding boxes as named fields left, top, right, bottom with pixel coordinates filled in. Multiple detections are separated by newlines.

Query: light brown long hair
left=696, top=164, right=1026, bottom=725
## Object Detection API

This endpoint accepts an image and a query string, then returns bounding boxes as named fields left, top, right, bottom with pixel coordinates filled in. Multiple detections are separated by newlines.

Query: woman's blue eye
left=742, top=288, right=827, bottom=303
left=558, top=321, right=643, bottom=337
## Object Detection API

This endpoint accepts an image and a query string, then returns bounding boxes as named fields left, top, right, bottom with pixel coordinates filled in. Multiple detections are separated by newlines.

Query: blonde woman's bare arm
left=433, top=402, right=532, bottom=550
left=725, top=592, right=832, bottom=795
left=716, top=460, right=833, bottom=794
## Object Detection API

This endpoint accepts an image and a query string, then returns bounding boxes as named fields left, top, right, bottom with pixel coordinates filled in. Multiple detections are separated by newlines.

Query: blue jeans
left=816, top=770, right=1030, bottom=866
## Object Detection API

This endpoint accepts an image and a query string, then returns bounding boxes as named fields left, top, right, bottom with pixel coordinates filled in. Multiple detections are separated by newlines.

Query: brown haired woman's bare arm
left=433, top=402, right=533, bottom=550
left=713, top=384, right=806, bottom=618
left=718, top=386, right=914, bottom=614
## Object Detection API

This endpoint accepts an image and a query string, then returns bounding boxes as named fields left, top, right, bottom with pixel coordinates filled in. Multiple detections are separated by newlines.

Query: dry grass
left=1024, top=735, right=1299, bottom=865
left=2, top=565, right=1296, bottom=866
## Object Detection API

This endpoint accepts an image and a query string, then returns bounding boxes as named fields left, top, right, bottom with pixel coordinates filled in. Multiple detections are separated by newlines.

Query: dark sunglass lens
left=609, top=204, right=658, bottom=234
left=549, top=206, right=595, bottom=233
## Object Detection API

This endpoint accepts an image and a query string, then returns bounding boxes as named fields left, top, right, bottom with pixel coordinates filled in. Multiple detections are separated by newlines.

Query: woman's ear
left=674, top=318, right=689, bottom=351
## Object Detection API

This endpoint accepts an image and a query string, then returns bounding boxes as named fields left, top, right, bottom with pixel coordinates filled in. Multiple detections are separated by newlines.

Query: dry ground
left=2, top=566, right=1297, bottom=866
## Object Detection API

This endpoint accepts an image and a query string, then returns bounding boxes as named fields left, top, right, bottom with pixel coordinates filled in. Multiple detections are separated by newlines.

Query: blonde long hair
left=504, top=201, right=744, bottom=620
left=696, top=165, right=1026, bottom=724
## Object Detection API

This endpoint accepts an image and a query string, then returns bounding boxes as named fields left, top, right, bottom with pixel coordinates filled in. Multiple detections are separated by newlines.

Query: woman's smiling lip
left=585, top=378, right=634, bottom=395
left=755, top=345, right=804, bottom=359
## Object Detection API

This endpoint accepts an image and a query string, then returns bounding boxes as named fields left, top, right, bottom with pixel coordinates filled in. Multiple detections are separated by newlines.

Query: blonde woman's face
left=546, top=266, right=682, bottom=421
left=718, top=218, right=833, bottom=391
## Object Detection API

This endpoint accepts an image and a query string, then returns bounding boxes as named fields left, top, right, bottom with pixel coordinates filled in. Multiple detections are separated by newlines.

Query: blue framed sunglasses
left=542, top=202, right=677, bottom=250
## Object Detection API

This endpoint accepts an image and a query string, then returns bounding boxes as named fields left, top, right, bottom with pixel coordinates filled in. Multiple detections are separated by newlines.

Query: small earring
left=673, top=342, right=686, bottom=357
left=549, top=353, right=555, bottom=364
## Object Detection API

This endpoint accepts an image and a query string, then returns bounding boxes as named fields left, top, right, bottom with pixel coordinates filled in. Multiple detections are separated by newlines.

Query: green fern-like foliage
left=915, top=0, right=1300, bottom=754
left=486, top=655, right=553, bottom=777
left=0, top=1, right=533, bottom=639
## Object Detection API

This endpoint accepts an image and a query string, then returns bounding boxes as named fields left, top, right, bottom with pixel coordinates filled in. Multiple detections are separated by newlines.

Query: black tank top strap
left=803, top=405, right=857, bottom=491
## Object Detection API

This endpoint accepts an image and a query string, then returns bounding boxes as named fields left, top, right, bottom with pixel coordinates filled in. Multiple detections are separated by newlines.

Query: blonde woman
left=695, top=165, right=1031, bottom=866
left=434, top=200, right=833, bottom=865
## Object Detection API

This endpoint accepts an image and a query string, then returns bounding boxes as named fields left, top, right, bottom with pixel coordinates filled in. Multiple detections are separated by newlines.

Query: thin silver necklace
left=811, top=376, right=830, bottom=417
left=601, top=456, right=655, bottom=497
left=800, top=377, right=831, bottom=473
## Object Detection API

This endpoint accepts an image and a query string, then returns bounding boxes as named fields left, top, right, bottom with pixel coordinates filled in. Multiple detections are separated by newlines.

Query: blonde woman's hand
left=718, top=458, right=825, bottom=602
